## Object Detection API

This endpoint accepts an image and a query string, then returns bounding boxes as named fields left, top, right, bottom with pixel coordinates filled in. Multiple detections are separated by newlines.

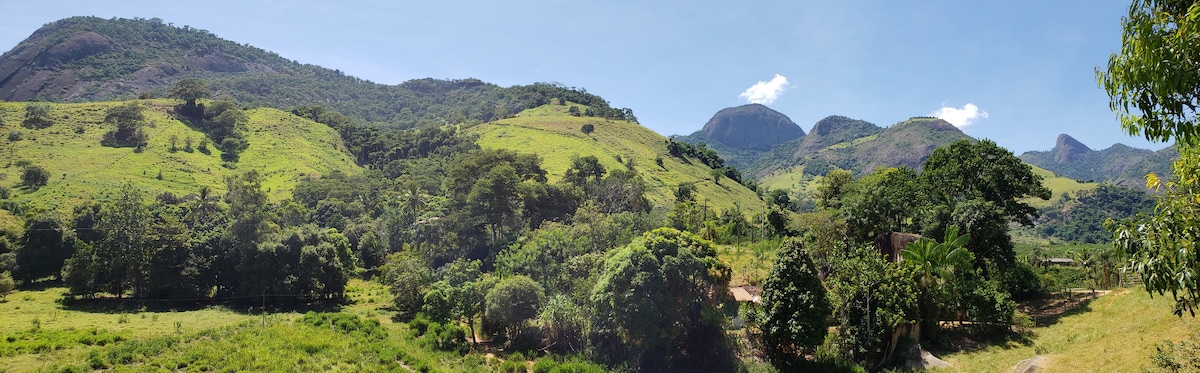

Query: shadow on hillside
left=926, top=291, right=1106, bottom=356
left=18, top=279, right=67, bottom=292
left=1023, top=291, right=1101, bottom=327
left=59, top=295, right=348, bottom=315
left=929, top=323, right=1035, bottom=357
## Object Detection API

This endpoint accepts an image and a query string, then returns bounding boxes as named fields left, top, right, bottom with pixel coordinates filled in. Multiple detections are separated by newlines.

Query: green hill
left=0, top=100, right=362, bottom=212
left=1024, top=164, right=1098, bottom=209
left=0, top=16, right=634, bottom=129
left=472, top=104, right=767, bottom=214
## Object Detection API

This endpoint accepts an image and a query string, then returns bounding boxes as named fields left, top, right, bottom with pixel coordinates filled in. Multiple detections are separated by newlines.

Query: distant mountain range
left=680, top=105, right=971, bottom=179
left=680, top=104, right=1176, bottom=191
left=0, top=16, right=1178, bottom=198
left=1019, top=134, right=1175, bottom=189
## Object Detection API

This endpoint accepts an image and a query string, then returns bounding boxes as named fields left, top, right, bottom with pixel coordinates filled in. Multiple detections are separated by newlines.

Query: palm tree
left=901, top=226, right=972, bottom=333
left=400, top=182, right=427, bottom=215
left=902, top=226, right=972, bottom=287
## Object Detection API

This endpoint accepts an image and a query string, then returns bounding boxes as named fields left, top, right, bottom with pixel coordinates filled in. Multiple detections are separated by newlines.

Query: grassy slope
left=472, top=104, right=767, bottom=215
left=1024, top=164, right=1097, bottom=209
left=942, top=288, right=1200, bottom=372
left=0, top=100, right=361, bottom=213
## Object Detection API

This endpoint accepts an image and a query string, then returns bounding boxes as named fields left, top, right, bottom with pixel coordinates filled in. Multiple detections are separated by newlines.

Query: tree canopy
left=1102, top=0, right=1200, bottom=316
left=1099, top=0, right=1200, bottom=146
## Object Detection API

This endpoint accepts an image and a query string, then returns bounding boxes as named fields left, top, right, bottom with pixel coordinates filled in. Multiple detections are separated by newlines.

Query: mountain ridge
left=1019, top=133, right=1173, bottom=189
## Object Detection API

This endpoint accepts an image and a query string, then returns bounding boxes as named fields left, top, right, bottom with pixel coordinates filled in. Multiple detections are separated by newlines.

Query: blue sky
left=0, top=0, right=1163, bottom=153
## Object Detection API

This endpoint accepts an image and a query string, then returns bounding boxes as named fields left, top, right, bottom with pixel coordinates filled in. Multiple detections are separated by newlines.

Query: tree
left=815, top=168, right=854, bottom=210
left=93, top=185, right=152, bottom=297
left=102, top=102, right=148, bottom=147
left=563, top=155, right=606, bottom=187
left=15, top=213, right=75, bottom=284
left=1099, top=0, right=1200, bottom=145
left=590, top=228, right=735, bottom=371
left=21, top=165, right=49, bottom=187
left=1101, top=0, right=1200, bottom=316
left=0, top=271, right=13, bottom=300
left=841, top=167, right=922, bottom=244
left=759, top=239, right=830, bottom=367
left=172, top=78, right=210, bottom=117
left=22, top=103, right=52, bottom=128
left=675, top=182, right=697, bottom=203
left=900, top=226, right=972, bottom=337
left=383, top=253, right=432, bottom=318
left=580, top=123, right=594, bottom=134
left=468, top=164, right=522, bottom=245
left=826, top=244, right=918, bottom=367
left=920, top=139, right=1049, bottom=271
left=485, top=275, right=546, bottom=342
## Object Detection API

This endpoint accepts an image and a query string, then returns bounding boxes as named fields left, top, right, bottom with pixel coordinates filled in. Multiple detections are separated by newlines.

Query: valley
left=0, top=12, right=1193, bottom=373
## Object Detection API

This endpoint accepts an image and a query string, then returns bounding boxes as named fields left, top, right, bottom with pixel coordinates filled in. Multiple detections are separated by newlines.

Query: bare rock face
left=698, top=104, right=804, bottom=151
left=42, top=31, right=113, bottom=65
left=1052, top=134, right=1091, bottom=164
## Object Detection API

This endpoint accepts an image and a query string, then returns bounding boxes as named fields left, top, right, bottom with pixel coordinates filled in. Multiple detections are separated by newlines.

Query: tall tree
left=93, top=185, right=152, bottom=297
left=563, top=155, right=606, bottom=187
left=920, top=139, right=1049, bottom=270
left=172, top=78, right=210, bottom=117
left=590, top=228, right=735, bottom=371
left=102, top=102, right=147, bottom=147
left=485, top=275, right=546, bottom=343
left=900, top=226, right=972, bottom=337
left=15, top=212, right=74, bottom=284
left=841, top=167, right=922, bottom=244
left=815, top=168, right=854, bottom=210
left=758, top=239, right=830, bottom=367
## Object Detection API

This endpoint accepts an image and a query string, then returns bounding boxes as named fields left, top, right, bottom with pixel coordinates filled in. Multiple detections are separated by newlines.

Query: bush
left=532, top=358, right=560, bottom=373
left=1150, top=332, right=1200, bottom=372
left=496, top=359, right=525, bottom=373
left=7, top=130, right=23, bottom=141
left=22, top=103, right=52, bottom=129
left=21, top=165, right=49, bottom=187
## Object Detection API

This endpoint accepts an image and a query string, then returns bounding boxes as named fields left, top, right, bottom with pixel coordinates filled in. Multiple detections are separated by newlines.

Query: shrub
left=496, top=359, right=525, bottom=373
left=8, top=130, right=23, bottom=141
left=21, top=165, right=49, bottom=187
left=532, top=358, right=559, bottom=373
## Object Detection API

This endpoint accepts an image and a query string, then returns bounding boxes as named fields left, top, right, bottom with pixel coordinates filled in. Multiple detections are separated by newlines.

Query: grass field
left=940, top=287, right=1200, bottom=372
left=0, top=279, right=520, bottom=372
left=473, top=103, right=768, bottom=216
left=0, top=100, right=362, bottom=214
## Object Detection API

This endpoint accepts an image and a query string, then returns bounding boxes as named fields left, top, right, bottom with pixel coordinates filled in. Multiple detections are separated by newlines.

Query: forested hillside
left=0, top=16, right=636, bottom=129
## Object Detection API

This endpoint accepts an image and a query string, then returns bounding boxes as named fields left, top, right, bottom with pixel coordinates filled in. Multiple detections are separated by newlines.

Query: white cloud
left=930, top=103, right=989, bottom=127
left=739, top=74, right=790, bottom=104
